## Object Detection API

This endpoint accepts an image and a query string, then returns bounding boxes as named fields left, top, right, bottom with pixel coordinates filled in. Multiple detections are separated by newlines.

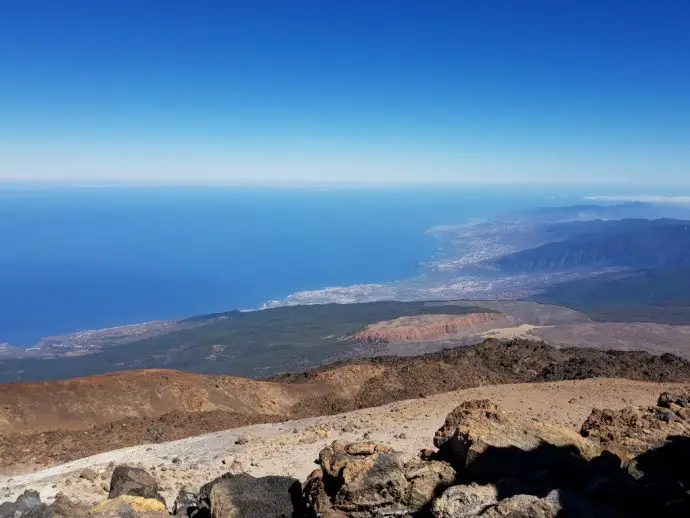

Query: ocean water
left=0, top=186, right=578, bottom=345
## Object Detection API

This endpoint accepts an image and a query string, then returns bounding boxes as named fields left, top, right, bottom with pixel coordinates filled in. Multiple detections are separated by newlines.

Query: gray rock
left=0, top=501, right=17, bottom=518
left=22, top=504, right=55, bottom=518
left=200, top=472, right=301, bottom=518
left=0, top=491, right=79, bottom=518
left=108, top=466, right=164, bottom=503
left=173, top=488, right=200, bottom=517
left=16, top=491, right=42, bottom=514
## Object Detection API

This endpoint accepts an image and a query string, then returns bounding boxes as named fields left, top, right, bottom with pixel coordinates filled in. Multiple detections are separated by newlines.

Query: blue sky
left=1, top=1, right=689, bottom=185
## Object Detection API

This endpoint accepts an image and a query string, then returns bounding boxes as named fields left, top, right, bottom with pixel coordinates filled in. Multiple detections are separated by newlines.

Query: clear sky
left=1, top=0, right=689, bottom=186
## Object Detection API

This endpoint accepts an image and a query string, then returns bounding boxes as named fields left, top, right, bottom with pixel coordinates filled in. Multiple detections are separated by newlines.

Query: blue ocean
left=0, top=186, right=579, bottom=345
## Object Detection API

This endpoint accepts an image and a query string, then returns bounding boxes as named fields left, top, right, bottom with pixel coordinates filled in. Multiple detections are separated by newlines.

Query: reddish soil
left=2, top=339, right=690, bottom=469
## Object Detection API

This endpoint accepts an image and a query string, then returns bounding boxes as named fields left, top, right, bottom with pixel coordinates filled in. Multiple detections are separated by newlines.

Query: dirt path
left=1, top=378, right=685, bottom=510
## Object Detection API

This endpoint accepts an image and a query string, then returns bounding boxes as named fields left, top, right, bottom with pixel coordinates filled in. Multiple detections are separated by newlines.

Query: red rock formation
left=353, top=313, right=510, bottom=343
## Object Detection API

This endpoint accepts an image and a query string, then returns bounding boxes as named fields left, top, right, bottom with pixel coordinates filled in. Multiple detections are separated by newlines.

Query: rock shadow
left=447, top=437, right=690, bottom=517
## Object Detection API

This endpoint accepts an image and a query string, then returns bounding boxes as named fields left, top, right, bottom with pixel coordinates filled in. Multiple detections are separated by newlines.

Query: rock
left=172, top=488, right=198, bottom=517
left=18, top=504, right=52, bottom=518
left=234, top=434, right=250, bottom=445
left=19, top=493, right=89, bottom=518
left=658, top=392, right=690, bottom=409
left=305, top=441, right=454, bottom=517
left=89, top=495, right=168, bottom=516
left=487, top=490, right=622, bottom=518
left=420, top=448, right=435, bottom=461
left=0, top=502, right=17, bottom=518
left=108, top=466, right=164, bottom=503
left=431, top=484, right=498, bottom=518
left=220, top=456, right=244, bottom=474
left=0, top=491, right=87, bottom=518
left=227, top=461, right=244, bottom=475
left=50, top=493, right=88, bottom=517
left=80, top=469, right=98, bottom=482
left=432, top=487, right=621, bottom=518
left=199, top=472, right=301, bottom=518
left=343, top=442, right=392, bottom=456
left=581, top=404, right=690, bottom=458
left=481, top=491, right=562, bottom=518
left=340, top=423, right=356, bottom=433
left=434, top=400, right=599, bottom=473
left=16, top=491, right=42, bottom=513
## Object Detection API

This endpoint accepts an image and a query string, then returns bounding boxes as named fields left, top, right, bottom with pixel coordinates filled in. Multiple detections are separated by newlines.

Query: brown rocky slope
left=4, top=389, right=690, bottom=517
left=2, top=339, right=690, bottom=469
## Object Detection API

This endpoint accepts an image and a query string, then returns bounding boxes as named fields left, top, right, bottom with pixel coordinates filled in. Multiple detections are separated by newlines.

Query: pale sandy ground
left=1, top=378, right=686, bottom=511
left=480, top=323, right=545, bottom=340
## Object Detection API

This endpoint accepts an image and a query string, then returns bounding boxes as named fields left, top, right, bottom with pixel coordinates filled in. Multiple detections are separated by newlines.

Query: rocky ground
left=3, top=340, right=690, bottom=470
left=1, top=378, right=688, bottom=516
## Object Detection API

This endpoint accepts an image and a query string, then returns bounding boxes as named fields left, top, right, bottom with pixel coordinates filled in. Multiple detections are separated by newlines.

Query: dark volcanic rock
left=15, top=491, right=42, bottom=514
left=0, top=491, right=82, bottom=518
left=0, top=502, right=16, bottom=518
left=199, top=472, right=301, bottom=518
left=173, top=488, right=202, bottom=517
left=108, top=466, right=164, bottom=503
left=658, top=391, right=690, bottom=409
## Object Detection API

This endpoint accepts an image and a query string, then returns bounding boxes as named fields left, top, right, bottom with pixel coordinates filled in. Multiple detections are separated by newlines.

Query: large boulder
left=108, top=466, right=165, bottom=503
left=433, top=399, right=599, bottom=478
left=581, top=398, right=690, bottom=458
left=427, top=396, right=690, bottom=517
left=304, top=441, right=455, bottom=517
left=199, top=472, right=301, bottom=518
left=0, top=490, right=44, bottom=518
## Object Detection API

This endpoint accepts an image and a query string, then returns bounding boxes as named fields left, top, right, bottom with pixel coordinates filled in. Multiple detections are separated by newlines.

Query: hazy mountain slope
left=497, top=219, right=690, bottom=273
left=531, top=268, right=690, bottom=324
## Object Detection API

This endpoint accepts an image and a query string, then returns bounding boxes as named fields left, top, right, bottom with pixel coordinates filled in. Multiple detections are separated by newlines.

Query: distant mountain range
left=6, top=204, right=690, bottom=384
left=496, top=218, right=690, bottom=273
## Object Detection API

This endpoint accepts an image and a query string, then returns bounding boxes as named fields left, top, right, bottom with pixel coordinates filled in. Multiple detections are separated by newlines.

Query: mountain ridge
left=3, top=339, right=690, bottom=470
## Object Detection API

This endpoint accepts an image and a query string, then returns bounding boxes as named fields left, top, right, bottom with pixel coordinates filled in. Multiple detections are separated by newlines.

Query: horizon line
left=2, top=179, right=690, bottom=191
